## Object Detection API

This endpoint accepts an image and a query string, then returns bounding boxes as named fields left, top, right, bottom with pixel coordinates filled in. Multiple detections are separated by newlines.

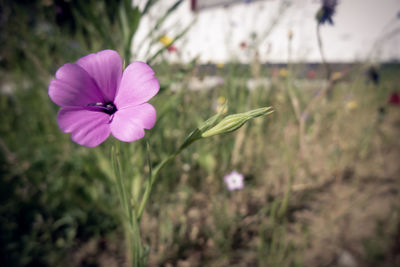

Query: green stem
left=112, top=143, right=132, bottom=223
left=137, top=152, right=178, bottom=220
left=112, top=143, right=144, bottom=266
left=316, top=24, right=331, bottom=80
left=137, top=129, right=201, bottom=220
left=136, top=106, right=273, bottom=220
left=130, top=208, right=144, bottom=267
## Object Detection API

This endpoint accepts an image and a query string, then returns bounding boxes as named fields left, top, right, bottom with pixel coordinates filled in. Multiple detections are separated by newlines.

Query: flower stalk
left=112, top=143, right=145, bottom=266
left=316, top=24, right=331, bottom=80
left=138, top=106, right=273, bottom=221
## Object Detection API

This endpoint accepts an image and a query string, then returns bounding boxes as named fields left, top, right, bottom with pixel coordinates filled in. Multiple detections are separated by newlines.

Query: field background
left=1, top=1, right=400, bottom=266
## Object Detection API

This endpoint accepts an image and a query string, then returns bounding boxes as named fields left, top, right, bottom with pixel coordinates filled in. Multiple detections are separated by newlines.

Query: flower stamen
left=87, top=102, right=117, bottom=115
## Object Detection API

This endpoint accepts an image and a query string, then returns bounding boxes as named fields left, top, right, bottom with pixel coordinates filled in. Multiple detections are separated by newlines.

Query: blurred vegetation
left=1, top=1, right=400, bottom=266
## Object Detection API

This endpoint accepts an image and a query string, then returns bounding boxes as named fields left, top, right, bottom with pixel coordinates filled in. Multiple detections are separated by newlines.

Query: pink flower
left=49, top=50, right=159, bottom=147
left=388, top=92, right=400, bottom=106
left=167, top=45, right=177, bottom=52
left=307, top=69, right=316, bottom=80
left=224, top=171, right=244, bottom=191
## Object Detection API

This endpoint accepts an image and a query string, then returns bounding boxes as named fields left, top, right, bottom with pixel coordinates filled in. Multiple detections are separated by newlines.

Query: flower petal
left=117, top=103, right=157, bottom=129
left=49, top=63, right=104, bottom=107
left=57, top=107, right=111, bottom=147
left=114, top=62, right=159, bottom=109
left=77, top=49, right=122, bottom=102
left=110, top=105, right=156, bottom=142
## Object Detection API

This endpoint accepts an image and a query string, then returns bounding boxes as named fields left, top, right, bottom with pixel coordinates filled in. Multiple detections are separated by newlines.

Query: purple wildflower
left=316, top=0, right=338, bottom=25
left=49, top=49, right=159, bottom=147
left=224, top=171, right=244, bottom=191
left=366, top=66, right=379, bottom=85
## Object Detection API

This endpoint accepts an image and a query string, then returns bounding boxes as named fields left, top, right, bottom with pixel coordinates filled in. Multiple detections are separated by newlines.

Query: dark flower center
left=87, top=102, right=117, bottom=115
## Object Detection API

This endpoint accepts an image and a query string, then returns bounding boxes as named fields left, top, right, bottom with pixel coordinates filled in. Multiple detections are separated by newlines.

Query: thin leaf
left=147, top=20, right=194, bottom=64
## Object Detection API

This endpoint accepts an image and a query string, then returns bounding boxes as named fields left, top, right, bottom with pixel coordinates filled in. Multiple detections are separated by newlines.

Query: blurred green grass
left=1, top=1, right=400, bottom=267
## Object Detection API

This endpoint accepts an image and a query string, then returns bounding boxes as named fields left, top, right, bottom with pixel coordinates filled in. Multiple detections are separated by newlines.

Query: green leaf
left=142, top=0, right=159, bottom=15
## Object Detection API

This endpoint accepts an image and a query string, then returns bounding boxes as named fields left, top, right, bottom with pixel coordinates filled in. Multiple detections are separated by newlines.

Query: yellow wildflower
left=279, top=68, right=287, bottom=78
left=216, top=62, right=224, bottom=69
left=217, top=96, right=226, bottom=105
left=159, top=35, right=173, bottom=46
left=215, top=96, right=227, bottom=114
left=331, top=71, right=342, bottom=81
left=346, top=101, right=358, bottom=110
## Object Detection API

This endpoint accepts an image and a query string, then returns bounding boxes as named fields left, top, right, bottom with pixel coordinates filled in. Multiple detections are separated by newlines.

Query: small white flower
left=224, top=171, right=244, bottom=191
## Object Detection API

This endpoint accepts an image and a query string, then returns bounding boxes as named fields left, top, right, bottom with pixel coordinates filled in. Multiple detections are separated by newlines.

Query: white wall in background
left=134, top=0, right=400, bottom=63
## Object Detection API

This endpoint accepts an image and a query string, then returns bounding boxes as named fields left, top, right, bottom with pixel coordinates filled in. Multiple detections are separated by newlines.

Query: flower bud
left=201, top=107, right=273, bottom=138
left=179, top=104, right=227, bottom=151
